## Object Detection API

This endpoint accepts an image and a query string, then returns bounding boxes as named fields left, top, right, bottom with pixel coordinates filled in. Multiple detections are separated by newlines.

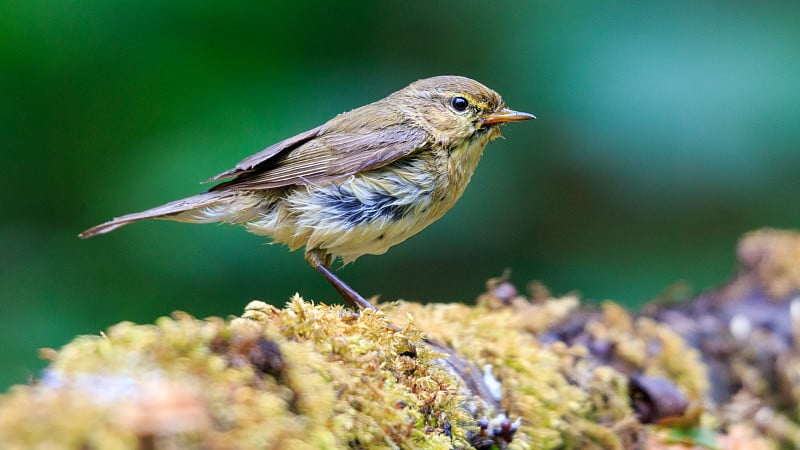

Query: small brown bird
left=80, top=76, right=534, bottom=310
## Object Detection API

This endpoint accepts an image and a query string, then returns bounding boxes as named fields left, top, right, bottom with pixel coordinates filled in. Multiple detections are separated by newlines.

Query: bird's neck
left=439, top=129, right=498, bottom=206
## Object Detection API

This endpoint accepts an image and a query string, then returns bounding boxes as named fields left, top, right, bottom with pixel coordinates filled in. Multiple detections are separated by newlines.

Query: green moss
left=0, top=291, right=711, bottom=449
left=389, top=297, right=640, bottom=449
left=0, top=297, right=473, bottom=449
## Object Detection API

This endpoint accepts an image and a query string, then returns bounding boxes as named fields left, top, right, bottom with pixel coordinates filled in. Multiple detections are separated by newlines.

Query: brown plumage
left=80, top=76, right=535, bottom=309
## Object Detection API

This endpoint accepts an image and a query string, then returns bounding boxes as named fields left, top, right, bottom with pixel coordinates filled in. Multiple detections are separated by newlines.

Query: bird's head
left=393, top=75, right=535, bottom=146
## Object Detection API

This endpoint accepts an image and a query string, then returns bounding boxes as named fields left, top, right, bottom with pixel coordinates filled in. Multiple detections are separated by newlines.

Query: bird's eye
left=450, top=96, right=469, bottom=112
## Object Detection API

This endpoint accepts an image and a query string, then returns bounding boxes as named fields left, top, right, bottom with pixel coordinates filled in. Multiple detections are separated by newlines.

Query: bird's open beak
left=482, top=108, right=536, bottom=125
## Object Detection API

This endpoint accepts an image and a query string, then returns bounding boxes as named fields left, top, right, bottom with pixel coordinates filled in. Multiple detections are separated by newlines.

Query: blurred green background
left=2, top=1, right=799, bottom=390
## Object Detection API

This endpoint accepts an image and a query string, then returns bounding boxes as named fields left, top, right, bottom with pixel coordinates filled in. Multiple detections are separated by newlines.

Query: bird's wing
left=206, top=125, right=325, bottom=182
left=208, top=121, right=429, bottom=191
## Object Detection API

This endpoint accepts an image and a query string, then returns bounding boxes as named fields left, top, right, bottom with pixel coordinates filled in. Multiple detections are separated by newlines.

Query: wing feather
left=206, top=125, right=324, bottom=182
left=209, top=116, right=429, bottom=191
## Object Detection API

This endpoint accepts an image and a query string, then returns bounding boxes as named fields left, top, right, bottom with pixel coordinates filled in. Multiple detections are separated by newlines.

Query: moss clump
left=0, top=297, right=469, bottom=450
left=737, top=228, right=800, bottom=299
left=388, top=289, right=707, bottom=449
left=584, top=302, right=708, bottom=402
left=0, top=289, right=710, bottom=449
left=389, top=296, right=600, bottom=449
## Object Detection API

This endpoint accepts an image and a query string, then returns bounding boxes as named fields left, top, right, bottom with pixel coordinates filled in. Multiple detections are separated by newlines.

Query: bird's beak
left=482, top=108, right=536, bottom=125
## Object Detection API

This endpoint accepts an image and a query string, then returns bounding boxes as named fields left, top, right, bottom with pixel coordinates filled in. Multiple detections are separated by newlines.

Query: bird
left=80, top=76, right=535, bottom=310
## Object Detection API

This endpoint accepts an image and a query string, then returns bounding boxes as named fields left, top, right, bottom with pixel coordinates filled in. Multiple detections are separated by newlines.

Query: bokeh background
left=3, top=1, right=799, bottom=390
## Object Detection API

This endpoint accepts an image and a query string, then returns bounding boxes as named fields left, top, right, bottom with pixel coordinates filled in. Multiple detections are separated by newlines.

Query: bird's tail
left=79, top=191, right=251, bottom=239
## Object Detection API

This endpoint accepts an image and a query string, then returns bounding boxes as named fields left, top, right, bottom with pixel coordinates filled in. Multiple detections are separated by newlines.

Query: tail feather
left=79, top=191, right=234, bottom=239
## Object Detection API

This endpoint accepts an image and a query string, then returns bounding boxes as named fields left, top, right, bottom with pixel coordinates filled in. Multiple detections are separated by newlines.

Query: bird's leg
left=305, top=250, right=376, bottom=310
